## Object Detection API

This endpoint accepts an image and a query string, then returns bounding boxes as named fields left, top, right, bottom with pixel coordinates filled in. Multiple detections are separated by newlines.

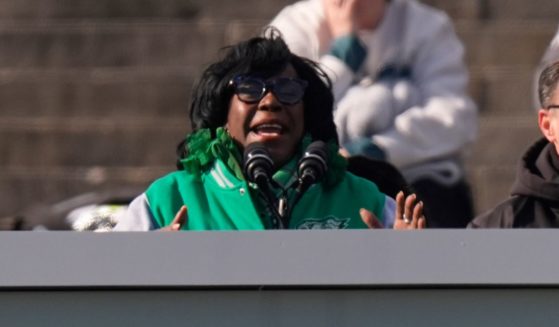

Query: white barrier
left=0, top=230, right=558, bottom=326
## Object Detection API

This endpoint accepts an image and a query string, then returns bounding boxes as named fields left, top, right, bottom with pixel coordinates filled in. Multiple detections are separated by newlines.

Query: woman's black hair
left=177, top=28, right=337, bottom=163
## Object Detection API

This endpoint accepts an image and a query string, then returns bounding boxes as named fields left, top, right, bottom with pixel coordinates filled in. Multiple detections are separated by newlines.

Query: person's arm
left=112, top=193, right=156, bottom=231
left=321, top=0, right=368, bottom=99
left=113, top=194, right=187, bottom=231
left=370, top=12, right=477, bottom=169
left=269, top=0, right=364, bottom=100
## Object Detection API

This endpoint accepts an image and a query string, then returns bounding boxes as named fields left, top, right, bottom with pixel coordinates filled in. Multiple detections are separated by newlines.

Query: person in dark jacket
left=469, top=61, right=559, bottom=228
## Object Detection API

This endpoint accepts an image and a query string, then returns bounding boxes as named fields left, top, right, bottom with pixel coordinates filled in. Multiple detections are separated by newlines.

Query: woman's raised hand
left=360, top=191, right=426, bottom=229
left=393, top=191, right=426, bottom=230
left=158, top=205, right=188, bottom=231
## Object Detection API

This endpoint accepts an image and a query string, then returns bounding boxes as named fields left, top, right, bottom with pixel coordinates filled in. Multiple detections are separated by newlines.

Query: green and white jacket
left=114, top=129, right=395, bottom=231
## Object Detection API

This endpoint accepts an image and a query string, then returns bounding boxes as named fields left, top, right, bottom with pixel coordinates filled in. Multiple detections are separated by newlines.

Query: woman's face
left=226, top=64, right=305, bottom=168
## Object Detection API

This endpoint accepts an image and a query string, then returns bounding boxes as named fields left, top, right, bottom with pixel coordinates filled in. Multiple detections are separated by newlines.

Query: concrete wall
left=2, top=230, right=559, bottom=326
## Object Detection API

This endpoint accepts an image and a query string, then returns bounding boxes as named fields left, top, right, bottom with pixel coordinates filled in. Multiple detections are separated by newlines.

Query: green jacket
left=114, top=128, right=392, bottom=231
left=146, top=158, right=386, bottom=230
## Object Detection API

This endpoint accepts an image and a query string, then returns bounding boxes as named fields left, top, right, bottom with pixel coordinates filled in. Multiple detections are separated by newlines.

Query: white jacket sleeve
left=112, top=193, right=155, bottom=231
left=372, top=11, right=478, bottom=169
left=382, top=195, right=396, bottom=228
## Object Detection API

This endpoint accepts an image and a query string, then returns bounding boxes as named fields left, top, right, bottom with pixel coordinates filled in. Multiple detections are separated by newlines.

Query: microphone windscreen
left=306, top=140, right=329, bottom=161
left=243, top=142, right=274, bottom=183
left=298, top=140, right=329, bottom=184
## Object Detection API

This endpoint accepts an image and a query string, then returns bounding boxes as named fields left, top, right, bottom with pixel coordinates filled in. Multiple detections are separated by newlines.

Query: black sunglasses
left=229, top=75, right=308, bottom=105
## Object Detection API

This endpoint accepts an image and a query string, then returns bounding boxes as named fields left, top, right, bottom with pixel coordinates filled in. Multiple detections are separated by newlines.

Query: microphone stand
left=254, top=179, right=287, bottom=229
left=283, top=178, right=309, bottom=227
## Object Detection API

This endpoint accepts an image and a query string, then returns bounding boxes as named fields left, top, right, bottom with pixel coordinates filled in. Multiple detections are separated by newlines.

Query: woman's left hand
left=359, top=191, right=426, bottom=229
left=393, top=191, right=426, bottom=229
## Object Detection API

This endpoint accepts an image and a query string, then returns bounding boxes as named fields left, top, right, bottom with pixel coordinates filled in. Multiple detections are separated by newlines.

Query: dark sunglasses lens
left=236, top=79, right=264, bottom=103
left=273, top=79, right=306, bottom=104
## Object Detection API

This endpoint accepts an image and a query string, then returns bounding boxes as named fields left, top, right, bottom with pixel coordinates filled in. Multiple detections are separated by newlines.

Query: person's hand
left=360, top=207, right=384, bottom=228
left=339, top=147, right=350, bottom=157
left=393, top=191, right=426, bottom=229
left=323, top=0, right=358, bottom=38
left=158, top=205, right=188, bottom=231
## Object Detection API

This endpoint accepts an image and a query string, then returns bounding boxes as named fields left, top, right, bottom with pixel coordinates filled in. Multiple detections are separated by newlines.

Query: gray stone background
left=0, top=0, right=557, bottom=227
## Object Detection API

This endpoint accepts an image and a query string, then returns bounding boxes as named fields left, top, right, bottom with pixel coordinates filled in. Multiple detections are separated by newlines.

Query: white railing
left=0, top=230, right=558, bottom=326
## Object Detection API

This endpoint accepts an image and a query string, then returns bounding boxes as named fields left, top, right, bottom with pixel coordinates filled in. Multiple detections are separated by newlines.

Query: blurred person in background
left=114, top=31, right=426, bottom=231
left=470, top=61, right=559, bottom=228
left=269, top=0, right=478, bottom=227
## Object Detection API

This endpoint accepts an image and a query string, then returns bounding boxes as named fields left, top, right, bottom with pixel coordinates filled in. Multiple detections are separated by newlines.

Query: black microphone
left=244, top=142, right=274, bottom=187
left=297, top=140, right=329, bottom=191
left=284, top=141, right=330, bottom=223
left=243, top=142, right=285, bottom=228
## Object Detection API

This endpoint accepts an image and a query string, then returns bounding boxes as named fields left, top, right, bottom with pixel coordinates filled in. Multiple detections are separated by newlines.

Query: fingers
left=332, top=0, right=357, bottom=9
left=323, top=0, right=357, bottom=37
left=170, top=205, right=188, bottom=230
left=411, top=199, right=423, bottom=224
left=394, top=191, right=427, bottom=230
left=326, top=0, right=352, bottom=8
left=158, top=205, right=188, bottom=232
left=418, top=216, right=427, bottom=229
left=338, top=147, right=350, bottom=158
left=360, top=208, right=383, bottom=229
left=411, top=200, right=427, bottom=229
left=404, top=193, right=416, bottom=224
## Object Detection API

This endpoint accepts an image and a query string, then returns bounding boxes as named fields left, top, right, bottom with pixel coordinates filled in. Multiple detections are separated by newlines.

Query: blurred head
left=189, top=29, right=337, bottom=166
left=538, top=61, right=559, bottom=153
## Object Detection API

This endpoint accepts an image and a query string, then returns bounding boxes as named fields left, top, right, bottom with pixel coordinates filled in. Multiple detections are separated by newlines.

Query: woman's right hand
left=158, top=205, right=188, bottom=231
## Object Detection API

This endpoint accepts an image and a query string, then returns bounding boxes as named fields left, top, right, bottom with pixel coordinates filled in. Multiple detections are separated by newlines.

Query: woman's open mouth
left=252, top=123, right=284, bottom=136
